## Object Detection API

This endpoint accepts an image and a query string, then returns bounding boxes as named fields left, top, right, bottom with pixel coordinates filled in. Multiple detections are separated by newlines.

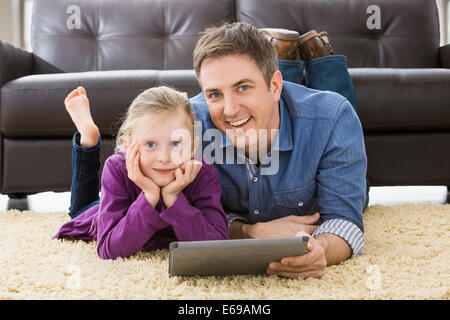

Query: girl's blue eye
left=171, top=141, right=181, bottom=148
left=146, top=142, right=155, bottom=148
left=239, top=85, right=248, bottom=91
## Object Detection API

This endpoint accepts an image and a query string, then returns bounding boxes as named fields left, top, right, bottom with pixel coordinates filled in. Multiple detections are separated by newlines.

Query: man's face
left=199, top=54, right=282, bottom=153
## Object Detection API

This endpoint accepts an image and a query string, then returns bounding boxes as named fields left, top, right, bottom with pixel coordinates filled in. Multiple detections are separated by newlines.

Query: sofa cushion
left=31, top=0, right=236, bottom=73
left=351, top=68, right=450, bottom=133
left=3, top=68, right=450, bottom=136
left=237, top=0, right=440, bottom=68
left=0, top=70, right=199, bottom=137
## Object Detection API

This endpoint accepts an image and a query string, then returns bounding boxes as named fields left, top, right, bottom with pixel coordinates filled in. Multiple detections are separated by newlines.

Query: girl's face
left=126, top=112, right=196, bottom=187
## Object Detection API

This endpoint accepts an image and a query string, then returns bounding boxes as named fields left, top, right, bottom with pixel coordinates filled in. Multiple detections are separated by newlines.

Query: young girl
left=53, top=86, right=229, bottom=260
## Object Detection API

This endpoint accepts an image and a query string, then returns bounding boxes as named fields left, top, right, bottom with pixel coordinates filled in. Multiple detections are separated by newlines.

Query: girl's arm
left=95, top=156, right=169, bottom=260
left=158, top=162, right=229, bottom=241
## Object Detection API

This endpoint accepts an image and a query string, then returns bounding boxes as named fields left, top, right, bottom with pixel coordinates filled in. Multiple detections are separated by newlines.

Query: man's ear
left=270, top=70, right=283, bottom=101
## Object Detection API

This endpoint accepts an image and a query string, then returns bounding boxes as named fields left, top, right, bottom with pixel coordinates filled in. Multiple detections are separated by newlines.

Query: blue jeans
left=67, top=55, right=369, bottom=219
left=68, top=132, right=101, bottom=219
left=279, top=55, right=369, bottom=210
left=279, top=55, right=357, bottom=111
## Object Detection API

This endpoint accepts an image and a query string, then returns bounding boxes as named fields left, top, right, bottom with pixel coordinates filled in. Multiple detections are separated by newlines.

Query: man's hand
left=244, top=212, right=320, bottom=238
left=161, top=159, right=202, bottom=207
left=266, top=231, right=328, bottom=279
left=126, top=143, right=161, bottom=207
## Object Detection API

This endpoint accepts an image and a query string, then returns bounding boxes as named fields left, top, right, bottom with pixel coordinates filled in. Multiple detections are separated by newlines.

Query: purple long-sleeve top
left=53, top=152, right=229, bottom=260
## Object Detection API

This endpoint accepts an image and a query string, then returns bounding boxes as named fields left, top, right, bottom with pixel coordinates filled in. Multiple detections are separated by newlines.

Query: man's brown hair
left=193, top=22, right=278, bottom=88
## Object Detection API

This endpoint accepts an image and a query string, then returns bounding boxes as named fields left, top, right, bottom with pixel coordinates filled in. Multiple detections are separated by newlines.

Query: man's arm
left=311, top=97, right=367, bottom=260
left=315, top=233, right=351, bottom=266
left=229, top=213, right=321, bottom=239
left=312, top=219, right=365, bottom=258
left=266, top=98, right=368, bottom=278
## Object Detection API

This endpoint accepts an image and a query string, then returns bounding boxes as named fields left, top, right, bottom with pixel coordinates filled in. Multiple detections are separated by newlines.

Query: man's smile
left=228, top=115, right=252, bottom=127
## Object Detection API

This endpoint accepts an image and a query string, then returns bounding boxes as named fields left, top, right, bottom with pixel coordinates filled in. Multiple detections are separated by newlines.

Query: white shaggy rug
left=0, top=203, right=449, bottom=300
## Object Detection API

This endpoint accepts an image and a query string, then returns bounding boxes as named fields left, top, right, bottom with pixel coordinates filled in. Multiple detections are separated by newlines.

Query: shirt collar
left=220, top=129, right=233, bottom=148
left=220, top=97, right=293, bottom=151
left=271, top=96, right=293, bottom=151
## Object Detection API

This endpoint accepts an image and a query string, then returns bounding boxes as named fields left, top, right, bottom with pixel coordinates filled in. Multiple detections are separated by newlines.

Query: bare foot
left=65, top=87, right=100, bottom=147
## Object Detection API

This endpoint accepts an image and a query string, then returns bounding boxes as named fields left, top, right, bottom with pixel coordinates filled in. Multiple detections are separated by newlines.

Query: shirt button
left=253, top=177, right=258, bottom=182
left=297, top=201, right=304, bottom=207
left=253, top=209, right=259, bottom=215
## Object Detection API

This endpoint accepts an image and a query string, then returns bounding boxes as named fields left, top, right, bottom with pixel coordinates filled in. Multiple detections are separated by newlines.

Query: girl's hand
left=126, top=143, right=160, bottom=207
left=161, top=159, right=202, bottom=207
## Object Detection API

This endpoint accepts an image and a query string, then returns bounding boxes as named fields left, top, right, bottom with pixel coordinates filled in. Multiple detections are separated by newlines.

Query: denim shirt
left=190, top=81, right=368, bottom=256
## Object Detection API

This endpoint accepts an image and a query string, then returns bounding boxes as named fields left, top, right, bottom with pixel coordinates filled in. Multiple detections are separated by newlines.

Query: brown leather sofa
left=1, top=0, right=449, bottom=204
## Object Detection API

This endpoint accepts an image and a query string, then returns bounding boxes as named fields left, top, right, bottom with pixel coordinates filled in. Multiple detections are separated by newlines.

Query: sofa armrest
left=0, top=41, right=33, bottom=86
left=440, top=44, right=450, bottom=68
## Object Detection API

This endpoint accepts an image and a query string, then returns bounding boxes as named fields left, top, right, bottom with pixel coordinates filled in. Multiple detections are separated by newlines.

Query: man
left=190, top=22, right=368, bottom=279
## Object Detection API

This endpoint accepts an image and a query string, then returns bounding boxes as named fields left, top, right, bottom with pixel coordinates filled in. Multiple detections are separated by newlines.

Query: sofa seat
left=350, top=68, right=450, bottom=133
left=0, top=70, right=199, bottom=137
left=3, top=68, right=450, bottom=138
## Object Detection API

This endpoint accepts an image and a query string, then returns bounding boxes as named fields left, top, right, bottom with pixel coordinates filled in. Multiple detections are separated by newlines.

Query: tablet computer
left=168, top=236, right=309, bottom=276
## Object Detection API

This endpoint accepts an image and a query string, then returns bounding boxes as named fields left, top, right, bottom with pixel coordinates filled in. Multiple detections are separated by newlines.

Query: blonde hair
left=115, top=86, right=195, bottom=153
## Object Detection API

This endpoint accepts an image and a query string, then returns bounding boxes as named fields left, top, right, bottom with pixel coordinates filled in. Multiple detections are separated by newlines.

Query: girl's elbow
left=218, top=223, right=230, bottom=240
left=220, top=230, right=229, bottom=240
left=97, top=245, right=117, bottom=260
left=96, top=234, right=139, bottom=260
left=96, top=239, right=125, bottom=260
